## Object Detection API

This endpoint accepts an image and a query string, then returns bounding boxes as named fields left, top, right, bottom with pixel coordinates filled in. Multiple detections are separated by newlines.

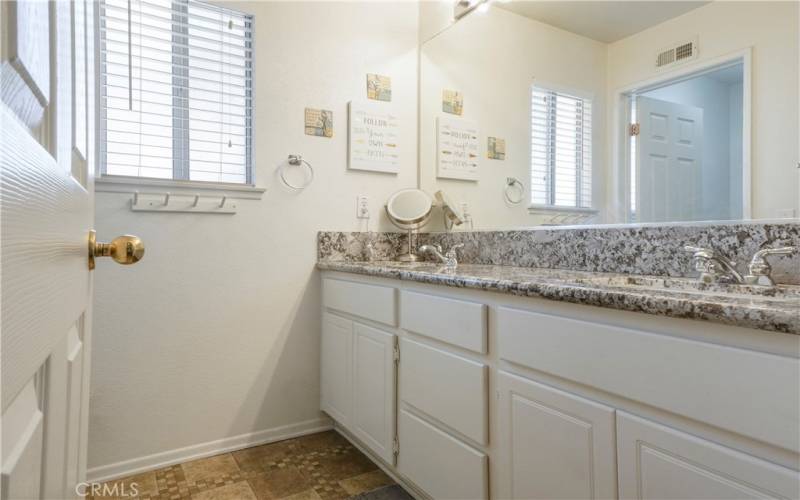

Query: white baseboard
left=87, top=417, right=332, bottom=483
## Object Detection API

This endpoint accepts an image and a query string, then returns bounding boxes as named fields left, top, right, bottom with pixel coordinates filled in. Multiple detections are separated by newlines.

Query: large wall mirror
left=419, top=1, right=799, bottom=230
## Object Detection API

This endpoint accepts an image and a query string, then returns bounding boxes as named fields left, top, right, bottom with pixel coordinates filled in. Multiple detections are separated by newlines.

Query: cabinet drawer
left=400, top=291, right=487, bottom=353
left=398, top=409, right=488, bottom=500
left=400, top=338, right=488, bottom=444
left=323, top=278, right=396, bottom=326
left=617, top=411, right=799, bottom=499
left=497, top=307, right=800, bottom=453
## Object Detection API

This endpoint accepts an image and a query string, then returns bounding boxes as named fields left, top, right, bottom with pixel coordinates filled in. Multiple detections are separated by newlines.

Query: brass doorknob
left=88, top=230, right=145, bottom=270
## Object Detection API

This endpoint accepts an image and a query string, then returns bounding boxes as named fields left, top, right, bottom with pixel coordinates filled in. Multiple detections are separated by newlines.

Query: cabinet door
left=496, top=371, right=618, bottom=500
left=617, top=411, right=799, bottom=500
left=321, top=313, right=353, bottom=426
left=352, top=323, right=396, bottom=464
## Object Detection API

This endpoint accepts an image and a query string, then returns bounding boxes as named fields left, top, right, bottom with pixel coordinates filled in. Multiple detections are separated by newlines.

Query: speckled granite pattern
left=318, top=222, right=800, bottom=284
left=317, top=261, right=800, bottom=334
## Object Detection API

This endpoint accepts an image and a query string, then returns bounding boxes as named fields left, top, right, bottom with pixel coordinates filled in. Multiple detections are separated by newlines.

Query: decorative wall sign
left=348, top=101, right=400, bottom=173
left=305, top=108, right=333, bottom=137
left=442, top=89, right=463, bottom=115
left=487, top=137, right=506, bottom=160
left=366, top=73, right=392, bottom=102
left=437, top=115, right=479, bottom=181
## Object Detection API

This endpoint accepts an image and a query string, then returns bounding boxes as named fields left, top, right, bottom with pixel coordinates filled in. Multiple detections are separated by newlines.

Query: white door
left=617, top=411, right=799, bottom=499
left=1, top=2, right=141, bottom=498
left=352, top=323, right=396, bottom=464
left=320, top=312, right=353, bottom=426
left=496, top=371, right=618, bottom=500
left=636, top=96, right=703, bottom=222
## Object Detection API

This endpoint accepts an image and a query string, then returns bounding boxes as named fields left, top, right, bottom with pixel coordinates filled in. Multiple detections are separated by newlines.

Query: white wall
left=607, top=1, right=799, bottom=219
left=419, top=6, right=607, bottom=229
left=89, top=1, right=418, bottom=474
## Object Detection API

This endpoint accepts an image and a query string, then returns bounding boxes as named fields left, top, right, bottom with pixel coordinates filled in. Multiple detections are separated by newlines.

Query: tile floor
left=91, top=431, right=400, bottom=500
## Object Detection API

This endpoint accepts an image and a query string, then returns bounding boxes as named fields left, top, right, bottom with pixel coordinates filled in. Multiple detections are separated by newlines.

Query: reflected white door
left=636, top=96, right=703, bottom=222
left=1, top=1, right=95, bottom=498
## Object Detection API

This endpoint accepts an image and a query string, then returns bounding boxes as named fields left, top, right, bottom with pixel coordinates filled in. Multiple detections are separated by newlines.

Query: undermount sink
left=571, top=275, right=800, bottom=300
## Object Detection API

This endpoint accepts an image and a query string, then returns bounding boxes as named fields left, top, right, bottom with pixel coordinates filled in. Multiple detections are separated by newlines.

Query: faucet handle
left=446, top=243, right=464, bottom=257
left=684, top=245, right=714, bottom=258
left=745, top=246, right=796, bottom=286
left=751, top=246, right=796, bottom=261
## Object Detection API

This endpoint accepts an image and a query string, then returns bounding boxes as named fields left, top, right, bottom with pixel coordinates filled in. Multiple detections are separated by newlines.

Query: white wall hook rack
left=130, top=192, right=237, bottom=214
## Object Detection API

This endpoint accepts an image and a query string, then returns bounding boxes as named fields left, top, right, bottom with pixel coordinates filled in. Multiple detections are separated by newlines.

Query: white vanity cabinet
left=319, top=271, right=800, bottom=500
left=320, top=279, right=397, bottom=464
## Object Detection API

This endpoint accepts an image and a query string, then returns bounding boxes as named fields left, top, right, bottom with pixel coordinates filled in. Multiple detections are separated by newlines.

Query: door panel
left=320, top=313, right=353, bottom=426
left=1, top=0, right=94, bottom=497
left=496, top=371, right=617, bottom=500
left=352, top=323, right=396, bottom=464
left=1, top=380, right=45, bottom=500
left=617, top=411, right=799, bottom=499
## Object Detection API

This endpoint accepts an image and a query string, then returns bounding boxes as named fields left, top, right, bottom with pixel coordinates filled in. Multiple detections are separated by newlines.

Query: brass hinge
left=393, top=339, right=400, bottom=363
left=629, top=123, right=640, bottom=136
left=393, top=436, right=399, bottom=457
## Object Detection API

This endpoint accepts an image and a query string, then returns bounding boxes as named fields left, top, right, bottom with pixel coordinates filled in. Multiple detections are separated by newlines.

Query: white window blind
left=531, top=85, right=592, bottom=208
left=99, top=0, right=253, bottom=184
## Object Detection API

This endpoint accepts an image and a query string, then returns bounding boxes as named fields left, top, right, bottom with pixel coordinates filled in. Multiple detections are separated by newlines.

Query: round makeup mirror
left=385, top=189, right=433, bottom=261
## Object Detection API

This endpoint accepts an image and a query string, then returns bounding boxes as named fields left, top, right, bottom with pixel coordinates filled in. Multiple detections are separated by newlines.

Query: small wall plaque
left=487, top=137, right=506, bottom=160
left=437, top=115, right=479, bottom=181
left=442, top=89, right=464, bottom=115
left=304, top=108, right=333, bottom=137
left=348, top=101, right=400, bottom=173
left=367, top=73, right=392, bottom=102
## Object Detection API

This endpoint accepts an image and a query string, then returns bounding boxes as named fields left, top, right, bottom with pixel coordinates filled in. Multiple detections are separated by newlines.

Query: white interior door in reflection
left=636, top=96, right=704, bottom=223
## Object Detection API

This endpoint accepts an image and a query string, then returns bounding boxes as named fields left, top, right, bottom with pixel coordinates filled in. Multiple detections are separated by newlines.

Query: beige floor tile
left=279, top=490, right=323, bottom=500
left=191, top=481, right=256, bottom=500
left=233, top=440, right=298, bottom=472
left=248, top=465, right=311, bottom=499
left=318, top=449, right=377, bottom=480
left=293, top=431, right=348, bottom=453
left=181, top=454, right=240, bottom=484
left=92, top=471, right=158, bottom=499
left=338, top=470, right=393, bottom=496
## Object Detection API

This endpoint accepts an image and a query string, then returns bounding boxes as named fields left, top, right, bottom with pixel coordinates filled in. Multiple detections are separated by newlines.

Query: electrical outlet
left=460, top=202, right=470, bottom=216
left=356, top=195, right=370, bottom=219
left=775, top=208, right=797, bottom=219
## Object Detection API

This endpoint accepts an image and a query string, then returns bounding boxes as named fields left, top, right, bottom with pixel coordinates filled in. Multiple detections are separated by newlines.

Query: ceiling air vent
left=655, top=39, right=698, bottom=68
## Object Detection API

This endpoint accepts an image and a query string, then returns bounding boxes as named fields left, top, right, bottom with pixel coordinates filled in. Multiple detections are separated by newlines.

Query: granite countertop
left=317, top=261, right=800, bottom=335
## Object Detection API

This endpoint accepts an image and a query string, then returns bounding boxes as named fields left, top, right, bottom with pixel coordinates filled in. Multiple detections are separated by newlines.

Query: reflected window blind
left=531, top=86, right=592, bottom=208
left=99, top=0, right=253, bottom=184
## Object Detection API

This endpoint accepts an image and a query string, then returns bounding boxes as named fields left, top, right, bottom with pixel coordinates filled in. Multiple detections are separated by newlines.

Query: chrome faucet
left=684, top=246, right=744, bottom=284
left=744, top=246, right=796, bottom=286
left=419, top=243, right=464, bottom=269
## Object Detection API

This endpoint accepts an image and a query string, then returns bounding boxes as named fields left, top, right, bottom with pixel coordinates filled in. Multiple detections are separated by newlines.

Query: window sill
left=95, top=175, right=265, bottom=200
left=528, top=204, right=599, bottom=215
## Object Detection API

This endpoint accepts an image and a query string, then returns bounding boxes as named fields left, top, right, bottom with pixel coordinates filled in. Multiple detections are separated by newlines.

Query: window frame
left=529, top=81, right=597, bottom=214
left=96, top=0, right=256, bottom=189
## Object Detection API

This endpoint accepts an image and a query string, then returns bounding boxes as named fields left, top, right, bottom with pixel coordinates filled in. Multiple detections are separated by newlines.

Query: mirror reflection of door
left=630, top=63, right=745, bottom=223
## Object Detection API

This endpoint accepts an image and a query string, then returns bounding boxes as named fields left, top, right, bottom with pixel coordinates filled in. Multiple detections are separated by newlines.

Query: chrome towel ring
left=504, top=177, right=525, bottom=205
left=280, top=155, right=314, bottom=190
